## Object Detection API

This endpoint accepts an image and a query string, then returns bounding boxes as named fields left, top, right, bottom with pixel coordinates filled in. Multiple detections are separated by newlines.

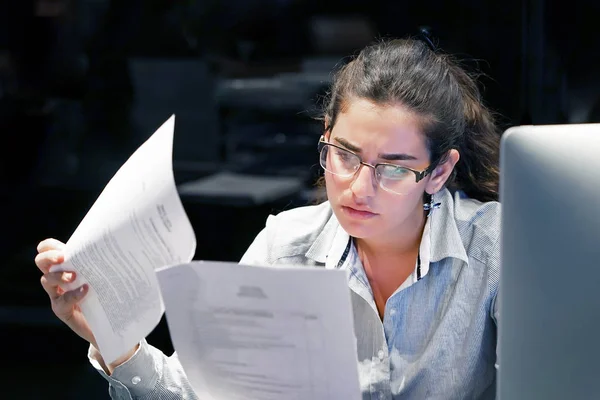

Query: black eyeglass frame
left=317, top=136, right=437, bottom=185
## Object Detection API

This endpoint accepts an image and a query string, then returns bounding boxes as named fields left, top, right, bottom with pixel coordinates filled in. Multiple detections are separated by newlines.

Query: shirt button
left=378, top=350, right=385, bottom=361
left=389, top=308, right=396, bottom=316
left=131, top=376, right=141, bottom=385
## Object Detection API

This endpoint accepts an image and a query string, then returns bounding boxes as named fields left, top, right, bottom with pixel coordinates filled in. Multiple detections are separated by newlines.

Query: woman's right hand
left=34, top=238, right=97, bottom=348
left=35, top=238, right=140, bottom=374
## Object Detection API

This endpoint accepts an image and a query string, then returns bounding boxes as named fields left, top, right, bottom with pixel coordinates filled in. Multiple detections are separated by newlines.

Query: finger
left=37, top=238, right=66, bottom=253
left=40, top=271, right=76, bottom=300
left=56, top=284, right=89, bottom=312
left=34, top=250, right=65, bottom=273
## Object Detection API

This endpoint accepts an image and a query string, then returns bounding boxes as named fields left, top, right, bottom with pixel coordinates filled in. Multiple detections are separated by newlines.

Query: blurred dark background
left=1, top=0, right=598, bottom=398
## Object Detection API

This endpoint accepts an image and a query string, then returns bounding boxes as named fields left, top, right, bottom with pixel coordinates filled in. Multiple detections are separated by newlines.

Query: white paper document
left=50, top=115, right=197, bottom=364
left=156, top=261, right=361, bottom=400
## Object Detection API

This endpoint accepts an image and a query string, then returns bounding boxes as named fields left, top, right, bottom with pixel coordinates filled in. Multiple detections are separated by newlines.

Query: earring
left=423, top=193, right=441, bottom=217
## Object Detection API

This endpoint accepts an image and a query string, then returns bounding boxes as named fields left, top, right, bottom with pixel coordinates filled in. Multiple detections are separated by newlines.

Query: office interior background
left=1, top=0, right=598, bottom=398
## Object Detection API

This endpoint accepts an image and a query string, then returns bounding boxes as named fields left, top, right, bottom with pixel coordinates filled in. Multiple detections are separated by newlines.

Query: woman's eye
left=335, top=150, right=353, bottom=161
left=383, top=166, right=410, bottom=179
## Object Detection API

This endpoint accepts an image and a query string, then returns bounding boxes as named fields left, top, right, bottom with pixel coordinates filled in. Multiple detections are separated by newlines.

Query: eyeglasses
left=318, top=136, right=435, bottom=195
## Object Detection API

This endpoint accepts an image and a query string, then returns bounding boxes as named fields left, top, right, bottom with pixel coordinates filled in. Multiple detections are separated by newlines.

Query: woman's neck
left=355, top=211, right=427, bottom=259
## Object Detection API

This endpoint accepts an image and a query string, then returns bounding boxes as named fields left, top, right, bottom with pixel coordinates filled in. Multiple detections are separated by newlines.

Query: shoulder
left=451, top=190, right=501, bottom=263
left=268, top=200, right=332, bottom=224
left=447, top=191, right=502, bottom=318
left=266, top=201, right=333, bottom=238
left=452, top=190, right=501, bottom=235
left=241, top=201, right=336, bottom=265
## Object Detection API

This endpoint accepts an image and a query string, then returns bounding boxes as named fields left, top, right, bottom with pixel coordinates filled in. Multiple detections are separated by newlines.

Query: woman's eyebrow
left=334, top=137, right=418, bottom=161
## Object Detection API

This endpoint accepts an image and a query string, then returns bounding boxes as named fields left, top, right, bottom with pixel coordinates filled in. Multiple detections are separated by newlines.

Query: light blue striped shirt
left=90, top=187, right=501, bottom=399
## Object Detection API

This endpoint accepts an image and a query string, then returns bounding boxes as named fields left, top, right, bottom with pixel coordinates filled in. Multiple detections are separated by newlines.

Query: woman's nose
left=349, top=164, right=377, bottom=198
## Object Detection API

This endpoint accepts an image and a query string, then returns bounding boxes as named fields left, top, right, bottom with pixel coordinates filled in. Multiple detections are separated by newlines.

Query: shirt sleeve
left=86, top=215, right=279, bottom=398
left=88, top=339, right=199, bottom=399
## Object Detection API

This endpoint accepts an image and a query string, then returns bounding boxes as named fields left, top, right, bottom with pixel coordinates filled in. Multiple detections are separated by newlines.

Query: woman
left=35, top=38, right=502, bottom=399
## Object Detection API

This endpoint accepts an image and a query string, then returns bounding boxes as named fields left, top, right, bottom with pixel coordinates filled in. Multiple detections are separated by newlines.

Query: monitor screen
left=498, top=123, right=600, bottom=399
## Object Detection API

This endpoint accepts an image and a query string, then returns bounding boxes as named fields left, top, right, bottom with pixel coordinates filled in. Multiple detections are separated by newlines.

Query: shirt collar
left=305, top=188, right=469, bottom=265
left=428, top=188, right=469, bottom=264
left=305, top=206, right=344, bottom=264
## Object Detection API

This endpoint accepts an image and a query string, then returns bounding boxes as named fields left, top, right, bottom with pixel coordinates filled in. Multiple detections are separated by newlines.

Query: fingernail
left=78, top=285, right=87, bottom=295
left=62, top=272, right=74, bottom=282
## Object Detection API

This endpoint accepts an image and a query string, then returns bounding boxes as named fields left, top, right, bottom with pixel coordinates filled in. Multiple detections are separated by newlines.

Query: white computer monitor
left=498, top=123, right=600, bottom=399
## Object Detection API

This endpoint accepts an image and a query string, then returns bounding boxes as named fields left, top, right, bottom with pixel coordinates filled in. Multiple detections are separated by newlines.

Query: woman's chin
left=332, top=203, right=380, bottom=238
left=338, top=218, right=377, bottom=239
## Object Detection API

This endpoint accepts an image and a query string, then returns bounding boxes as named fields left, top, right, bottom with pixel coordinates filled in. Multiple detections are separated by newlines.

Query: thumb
left=61, top=284, right=89, bottom=307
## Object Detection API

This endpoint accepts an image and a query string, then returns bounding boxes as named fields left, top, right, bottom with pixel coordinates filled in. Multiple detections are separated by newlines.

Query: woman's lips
left=341, top=205, right=378, bottom=220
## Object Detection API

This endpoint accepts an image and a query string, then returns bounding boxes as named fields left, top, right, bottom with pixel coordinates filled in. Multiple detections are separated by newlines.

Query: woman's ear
left=425, top=149, right=460, bottom=194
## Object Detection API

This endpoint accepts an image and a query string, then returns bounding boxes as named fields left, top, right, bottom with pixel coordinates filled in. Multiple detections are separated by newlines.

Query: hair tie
left=416, top=26, right=437, bottom=52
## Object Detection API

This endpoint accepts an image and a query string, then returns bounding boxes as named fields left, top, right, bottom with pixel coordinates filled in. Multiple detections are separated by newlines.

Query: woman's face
left=324, top=99, right=454, bottom=243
